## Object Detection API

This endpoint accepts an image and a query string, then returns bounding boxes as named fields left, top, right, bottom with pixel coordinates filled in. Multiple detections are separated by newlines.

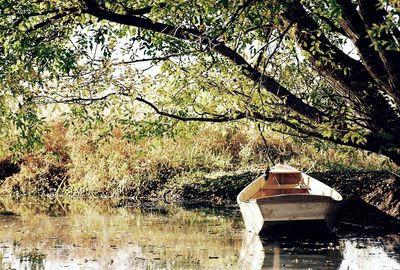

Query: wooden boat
left=237, top=164, right=342, bottom=234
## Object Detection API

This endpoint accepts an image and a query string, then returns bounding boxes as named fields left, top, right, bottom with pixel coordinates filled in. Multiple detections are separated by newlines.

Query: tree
left=0, top=0, right=399, bottom=164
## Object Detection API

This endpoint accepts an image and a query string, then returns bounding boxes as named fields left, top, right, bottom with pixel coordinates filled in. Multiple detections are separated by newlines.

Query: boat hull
left=258, top=194, right=334, bottom=221
left=239, top=194, right=339, bottom=234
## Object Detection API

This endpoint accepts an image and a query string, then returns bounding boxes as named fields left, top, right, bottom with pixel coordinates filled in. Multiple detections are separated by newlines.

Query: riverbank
left=0, top=124, right=398, bottom=234
left=1, top=166, right=398, bottom=236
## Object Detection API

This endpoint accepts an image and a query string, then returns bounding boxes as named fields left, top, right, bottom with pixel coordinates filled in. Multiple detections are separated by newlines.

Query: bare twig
left=257, top=123, right=275, bottom=165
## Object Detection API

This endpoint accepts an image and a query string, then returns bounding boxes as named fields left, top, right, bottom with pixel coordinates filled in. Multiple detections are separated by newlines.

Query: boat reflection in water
left=239, top=232, right=342, bottom=270
left=238, top=232, right=400, bottom=270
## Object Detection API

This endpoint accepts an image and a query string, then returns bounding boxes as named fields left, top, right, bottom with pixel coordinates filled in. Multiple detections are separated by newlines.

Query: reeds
left=0, top=121, right=396, bottom=197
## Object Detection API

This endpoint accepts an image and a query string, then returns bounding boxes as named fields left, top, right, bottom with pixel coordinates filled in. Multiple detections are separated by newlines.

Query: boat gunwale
left=237, top=169, right=343, bottom=204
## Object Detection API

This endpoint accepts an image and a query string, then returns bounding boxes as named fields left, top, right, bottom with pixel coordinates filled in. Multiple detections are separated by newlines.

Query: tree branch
left=283, top=0, right=371, bottom=94
left=281, top=0, right=400, bottom=134
left=111, top=52, right=197, bottom=65
left=135, top=97, right=246, bottom=122
left=81, top=0, right=327, bottom=123
left=336, top=0, right=394, bottom=96
left=4, top=8, right=77, bottom=17
left=357, top=0, right=400, bottom=106
left=35, top=90, right=247, bottom=122
left=24, top=8, right=79, bottom=33
left=83, top=0, right=202, bottom=36
left=318, top=15, right=347, bottom=36
left=215, top=0, right=256, bottom=39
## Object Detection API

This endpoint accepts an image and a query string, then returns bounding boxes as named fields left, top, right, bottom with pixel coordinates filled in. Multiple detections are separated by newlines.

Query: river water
left=0, top=198, right=398, bottom=270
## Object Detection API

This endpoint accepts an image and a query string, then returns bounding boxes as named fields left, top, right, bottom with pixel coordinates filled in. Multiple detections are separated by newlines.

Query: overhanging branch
left=81, top=0, right=326, bottom=123
left=34, top=91, right=247, bottom=122
left=135, top=97, right=246, bottom=122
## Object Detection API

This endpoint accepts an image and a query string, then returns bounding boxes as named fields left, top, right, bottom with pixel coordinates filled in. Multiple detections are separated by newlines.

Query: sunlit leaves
left=342, top=130, right=367, bottom=145
left=0, top=0, right=399, bottom=164
left=148, top=54, right=266, bottom=120
left=0, top=93, right=48, bottom=158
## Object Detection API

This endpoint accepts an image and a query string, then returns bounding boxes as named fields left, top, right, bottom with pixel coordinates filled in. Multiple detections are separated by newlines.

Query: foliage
left=0, top=122, right=397, bottom=197
left=0, top=0, right=399, bottom=164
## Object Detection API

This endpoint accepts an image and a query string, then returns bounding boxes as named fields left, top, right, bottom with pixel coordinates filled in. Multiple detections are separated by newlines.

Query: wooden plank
left=261, top=184, right=310, bottom=190
left=256, top=194, right=333, bottom=204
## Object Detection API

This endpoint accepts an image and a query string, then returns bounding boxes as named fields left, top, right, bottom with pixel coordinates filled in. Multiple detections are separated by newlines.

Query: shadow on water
left=181, top=171, right=259, bottom=204
left=335, top=198, right=400, bottom=237
left=115, top=197, right=241, bottom=217
left=180, top=200, right=240, bottom=218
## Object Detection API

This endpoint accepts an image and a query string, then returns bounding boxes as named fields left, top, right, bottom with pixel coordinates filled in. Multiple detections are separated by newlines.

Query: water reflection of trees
left=0, top=197, right=243, bottom=270
left=0, top=197, right=398, bottom=270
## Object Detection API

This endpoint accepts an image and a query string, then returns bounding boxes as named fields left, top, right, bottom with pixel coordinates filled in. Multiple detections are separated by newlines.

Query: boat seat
left=261, top=184, right=310, bottom=190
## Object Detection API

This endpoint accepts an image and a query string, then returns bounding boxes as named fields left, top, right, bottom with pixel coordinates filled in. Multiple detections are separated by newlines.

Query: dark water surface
left=0, top=198, right=398, bottom=270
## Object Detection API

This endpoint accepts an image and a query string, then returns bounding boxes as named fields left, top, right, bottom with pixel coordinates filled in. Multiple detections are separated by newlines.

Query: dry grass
left=0, top=122, right=397, bottom=197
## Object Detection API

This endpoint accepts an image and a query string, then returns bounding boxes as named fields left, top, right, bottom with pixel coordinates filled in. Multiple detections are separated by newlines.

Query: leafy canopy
left=0, top=0, right=400, bottom=164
